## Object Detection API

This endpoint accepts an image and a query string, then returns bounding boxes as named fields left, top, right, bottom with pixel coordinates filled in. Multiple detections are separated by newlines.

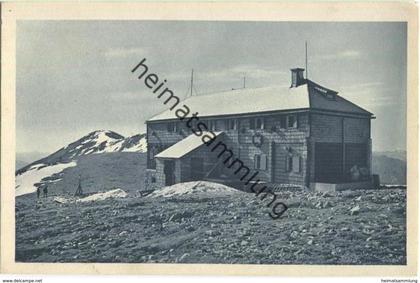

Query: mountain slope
left=16, top=151, right=49, bottom=170
left=16, top=130, right=146, bottom=174
left=374, top=150, right=406, bottom=162
left=16, top=162, right=78, bottom=197
left=16, top=130, right=147, bottom=197
left=37, top=152, right=147, bottom=197
left=372, top=153, right=406, bottom=185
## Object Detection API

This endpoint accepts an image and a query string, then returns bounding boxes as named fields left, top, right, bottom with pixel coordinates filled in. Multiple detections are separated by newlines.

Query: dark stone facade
left=146, top=110, right=372, bottom=190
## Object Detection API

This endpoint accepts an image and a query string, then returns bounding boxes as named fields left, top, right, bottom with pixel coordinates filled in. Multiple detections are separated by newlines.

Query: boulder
left=350, top=205, right=360, bottom=215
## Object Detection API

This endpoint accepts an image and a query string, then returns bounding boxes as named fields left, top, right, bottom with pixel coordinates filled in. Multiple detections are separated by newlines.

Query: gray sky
left=17, top=21, right=406, bottom=154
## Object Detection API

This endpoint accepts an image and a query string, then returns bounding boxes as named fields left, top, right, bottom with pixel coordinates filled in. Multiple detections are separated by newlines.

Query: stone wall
left=144, top=169, right=159, bottom=191
left=147, top=111, right=371, bottom=188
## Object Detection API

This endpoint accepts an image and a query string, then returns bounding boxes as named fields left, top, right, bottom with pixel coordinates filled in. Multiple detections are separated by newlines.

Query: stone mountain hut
left=144, top=67, right=375, bottom=192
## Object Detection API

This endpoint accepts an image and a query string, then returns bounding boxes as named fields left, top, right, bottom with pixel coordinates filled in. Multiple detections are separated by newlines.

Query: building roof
left=307, top=81, right=372, bottom=115
left=155, top=131, right=223, bottom=159
left=147, top=79, right=372, bottom=122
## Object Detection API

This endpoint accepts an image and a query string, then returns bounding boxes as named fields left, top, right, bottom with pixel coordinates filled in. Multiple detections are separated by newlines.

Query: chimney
left=290, top=68, right=306, bottom=88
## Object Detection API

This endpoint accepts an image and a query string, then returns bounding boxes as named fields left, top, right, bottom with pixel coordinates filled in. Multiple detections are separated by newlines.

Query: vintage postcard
left=1, top=1, right=418, bottom=277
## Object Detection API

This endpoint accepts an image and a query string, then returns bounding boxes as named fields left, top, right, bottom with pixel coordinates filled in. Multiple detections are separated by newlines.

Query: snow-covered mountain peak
left=76, top=130, right=124, bottom=147
left=15, top=130, right=147, bottom=197
left=16, top=130, right=147, bottom=175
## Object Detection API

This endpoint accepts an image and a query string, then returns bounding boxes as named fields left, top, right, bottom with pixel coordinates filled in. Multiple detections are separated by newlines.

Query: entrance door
left=190, top=158, right=204, bottom=180
left=314, top=142, right=343, bottom=183
left=344, top=143, right=368, bottom=181
left=164, top=160, right=176, bottom=186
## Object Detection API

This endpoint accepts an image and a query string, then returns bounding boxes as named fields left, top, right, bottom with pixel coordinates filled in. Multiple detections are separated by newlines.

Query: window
left=254, top=154, right=267, bottom=170
left=208, top=120, right=217, bottom=131
left=256, top=118, right=264, bottom=129
left=286, top=155, right=301, bottom=173
left=250, top=117, right=264, bottom=130
left=279, top=116, right=287, bottom=129
left=224, top=119, right=237, bottom=130
left=250, top=118, right=255, bottom=129
left=229, top=119, right=237, bottom=130
left=292, top=156, right=301, bottom=173
left=287, top=115, right=298, bottom=128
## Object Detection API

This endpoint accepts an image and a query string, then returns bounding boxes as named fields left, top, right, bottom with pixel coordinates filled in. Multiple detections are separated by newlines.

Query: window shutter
left=229, top=119, right=237, bottom=130
left=292, top=156, right=300, bottom=173
left=299, top=156, right=302, bottom=172
left=286, top=156, right=292, bottom=172
left=261, top=154, right=267, bottom=170
left=254, top=154, right=262, bottom=169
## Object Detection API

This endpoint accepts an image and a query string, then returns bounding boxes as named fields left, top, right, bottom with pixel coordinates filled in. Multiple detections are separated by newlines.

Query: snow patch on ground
left=147, top=181, right=240, bottom=198
left=52, top=189, right=127, bottom=204
left=29, top=163, right=45, bottom=170
left=84, top=148, right=95, bottom=155
left=53, top=196, right=70, bottom=204
left=76, top=188, right=128, bottom=203
left=15, top=162, right=77, bottom=197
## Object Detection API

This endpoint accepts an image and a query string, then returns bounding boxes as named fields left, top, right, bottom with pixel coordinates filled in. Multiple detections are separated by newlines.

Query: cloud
left=108, top=91, right=159, bottom=103
left=103, top=47, right=147, bottom=58
left=317, top=50, right=362, bottom=61
left=341, top=81, right=384, bottom=91
left=340, top=82, right=403, bottom=108
left=109, top=91, right=140, bottom=101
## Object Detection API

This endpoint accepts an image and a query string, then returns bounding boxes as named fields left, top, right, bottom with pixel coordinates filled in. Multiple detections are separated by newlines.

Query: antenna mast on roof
left=305, top=41, right=308, bottom=79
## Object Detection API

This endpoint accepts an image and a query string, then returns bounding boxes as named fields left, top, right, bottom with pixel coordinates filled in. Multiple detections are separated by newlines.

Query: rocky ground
left=15, top=185, right=406, bottom=265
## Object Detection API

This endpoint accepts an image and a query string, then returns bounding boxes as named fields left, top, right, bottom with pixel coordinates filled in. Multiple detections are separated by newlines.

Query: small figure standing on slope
left=36, top=187, right=41, bottom=199
left=74, top=178, right=83, bottom=197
